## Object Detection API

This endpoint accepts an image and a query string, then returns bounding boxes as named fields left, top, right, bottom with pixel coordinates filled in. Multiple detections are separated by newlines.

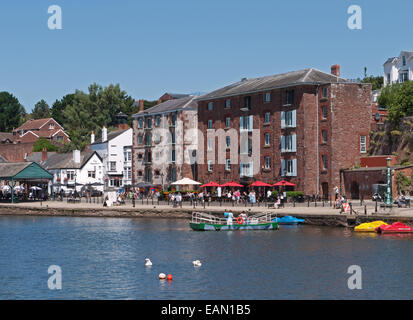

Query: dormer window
left=49, top=123, right=55, bottom=130
left=402, top=56, right=406, bottom=66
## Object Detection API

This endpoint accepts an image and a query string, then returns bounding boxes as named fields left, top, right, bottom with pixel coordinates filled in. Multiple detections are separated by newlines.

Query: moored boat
left=376, top=222, right=413, bottom=234
left=274, top=216, right=305, bottom=225
left=354, top=221, right=388, bottom=232
left=190, top=212, right=279, bottom=231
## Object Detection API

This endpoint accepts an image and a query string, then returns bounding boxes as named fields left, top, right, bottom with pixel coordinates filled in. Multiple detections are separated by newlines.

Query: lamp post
left=385, top=157, right=393, bottom=205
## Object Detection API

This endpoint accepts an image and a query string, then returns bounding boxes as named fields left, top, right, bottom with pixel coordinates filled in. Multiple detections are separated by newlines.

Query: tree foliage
left=0, top=92, right=26, bottom=132
left=32, top=138, right=59, bottom=152
left=32, top=99, right=51, bottom=119
left=361, top=75, right=384, bottom=91
left=379, top=81, right=413, bottom=125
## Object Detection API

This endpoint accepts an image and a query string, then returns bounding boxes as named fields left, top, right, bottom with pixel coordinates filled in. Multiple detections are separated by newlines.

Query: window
left=138, top=134, right=143, bottom=144
left=138, top=153, right=143, bottom=160
left=146, top=168, right=152, bottom=183
left=225, top=117, right=231, bottom=128
left=208, top=160, right=213, bottom=172
left=243, top=96, right=251, bottom=110
left=138, top=118, right=143, bottom=129
left=360, top=135, right=367, bottom=153
left=109, top=162, right=116, bottom=171
left=225, top=159, right=231, bottom=171
left=171, top=167, right=176, bottom=182
left=145, top=133, right=151, bottom=146
left=171, top=150, right=176, bottom=163
left=281, top=159, right=297, bottom=176
left=207, top=120, right=213, bottom=129
left=265, top=156, right=271, bottom=169
left=146, top=118, right=152, bottom=129
left=322, top=130, right=327, bottom=144
left=281, top=135, right=297, bottom=152
left=240, top=115, right=253, bottom=131
left=264, top=133, right=270, bottom=146
left=403, top=56, right=406, bottom=66
left=264, top=92, right=271, bottom=102
left=281, top=110, right=296, bottom=128
left=155, top=116, right=161, bottom=127
left=88, top=171, right=96, bottom=178
left=322, top=87, right=328, bottom=98
left=322, top=155, right=328, bottom=170
left=138, top=171, right=143, bottom=177
left=400, top=73, right=409, bottom=83
left=155, top=170, right=160, bottom=176
left=226, top=136, right=231, bottom=148
left=286, top=90, right=294, bottom=105
left=240, top=162, right=253, bottom=177
left=67, top=171, right=75, bottom=180
left=49, top=123, right=55, bottom=130
left=322, top=107, right=327, bottom=120
left=208, top=102, right=213, bottom=111
left=124, top=150, right=132, bottom=162
left=171, top=132, right=176, bottom=144
left=146, top=152, right=152, bottom=163
left=264, top=112, right=270, bottom=124
left=225, top=99, right=231, bottom=108
left=207, top=138, right=213, bottom=151
left=387, top=73, right=391, bottom=84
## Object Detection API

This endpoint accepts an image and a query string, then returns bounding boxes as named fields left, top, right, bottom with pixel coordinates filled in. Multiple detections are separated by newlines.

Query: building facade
left=196, top=66, right=372, bottom=198
left=42, top=150, right=104, bottom=194
left=132, top=96, right=198, bottom=189
left=384, top=51, right=413, bottom=86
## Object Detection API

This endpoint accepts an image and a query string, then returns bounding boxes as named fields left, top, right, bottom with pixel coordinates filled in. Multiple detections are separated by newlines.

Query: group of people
left=333, top=186, right=348, bottom=209
left=224, top=209, right=248, bottom=225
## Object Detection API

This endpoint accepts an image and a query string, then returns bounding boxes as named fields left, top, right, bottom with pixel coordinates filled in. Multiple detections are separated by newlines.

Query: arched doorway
left=321, top=182, right=329, bottom=200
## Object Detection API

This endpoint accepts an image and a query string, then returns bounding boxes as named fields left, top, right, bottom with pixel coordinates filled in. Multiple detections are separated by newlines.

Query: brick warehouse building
left=196, top=66, right=372, bottom=198
left=132, top=96, right=198, bottom=188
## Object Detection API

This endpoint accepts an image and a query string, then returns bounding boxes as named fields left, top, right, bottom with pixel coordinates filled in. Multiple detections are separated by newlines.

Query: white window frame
left=264, top=92, right=271, bottom=102
left=265, top=156, right=271, bottom=169
left=208, top=160, right=213, bottom=172
left=208, top=102, right=213, bottom=111
left=225, top=117, right=231, bottom=128
left=225, top=159, right=231, bottom=171
left=360, top=136, right=367, bottom=153
left=264, top=133, right=270, bottom=146
left=264, top=112, right=270, bottom=124
left=225, top=99, right=231, bottom=108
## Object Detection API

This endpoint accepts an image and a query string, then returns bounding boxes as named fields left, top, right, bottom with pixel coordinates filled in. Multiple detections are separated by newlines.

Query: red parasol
left=273, top=180, right=296, bottom=187
left=250, top=181, right=272, bottom=187
left=220, top=182, right=244, bottom=187
left=200, top=181, right=220, bottom=188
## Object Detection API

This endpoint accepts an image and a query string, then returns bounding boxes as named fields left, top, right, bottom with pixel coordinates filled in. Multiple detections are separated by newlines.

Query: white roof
left=171, top=177, right=201, bottom=185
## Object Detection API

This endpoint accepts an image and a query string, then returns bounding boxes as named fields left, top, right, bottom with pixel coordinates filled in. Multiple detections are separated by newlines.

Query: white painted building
left=90, top=127, right=133, bottom=191
left=383, top=51, right=413, bottom=86
left=42, top=150, right=104, bottom=194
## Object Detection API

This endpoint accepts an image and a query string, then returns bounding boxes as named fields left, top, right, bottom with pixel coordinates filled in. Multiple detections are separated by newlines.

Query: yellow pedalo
left=354, top=221, right=388, bottom=232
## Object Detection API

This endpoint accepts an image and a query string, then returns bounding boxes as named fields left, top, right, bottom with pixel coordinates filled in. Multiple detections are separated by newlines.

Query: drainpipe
left=315, top=85, right=320, bottom=196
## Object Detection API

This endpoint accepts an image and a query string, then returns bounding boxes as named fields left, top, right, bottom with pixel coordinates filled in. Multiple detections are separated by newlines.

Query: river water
left=0, top=216, right=412, bottom=300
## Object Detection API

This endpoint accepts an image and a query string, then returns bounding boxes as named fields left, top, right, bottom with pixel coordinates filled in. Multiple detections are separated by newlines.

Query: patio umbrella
left=273, top=180, right=296, bottom=187
left=200, top=181, right=220, bottom=188
left=250, top=181, right=272, bottom=187
left=220, top=182, right=243, bottom=187
left=171, top=178, right=201, bottom=185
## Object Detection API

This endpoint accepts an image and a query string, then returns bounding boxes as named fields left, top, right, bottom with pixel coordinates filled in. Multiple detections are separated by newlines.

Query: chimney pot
left=331, top=64, right=340, bottom=77
left=42, top=147, right=48, bottom=162
left=102, top=126, right=107, bottom=142
left=91, top=131, right=95, bottom=144
left=139, top=99, right=144, bottom=113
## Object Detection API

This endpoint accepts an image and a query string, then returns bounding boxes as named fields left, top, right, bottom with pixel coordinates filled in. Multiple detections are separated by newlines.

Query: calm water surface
left=0, top=216, right=413, bottom=300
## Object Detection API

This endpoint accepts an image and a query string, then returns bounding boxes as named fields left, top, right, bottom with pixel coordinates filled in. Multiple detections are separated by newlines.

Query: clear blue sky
left=0, top=0, right=411, bottom=112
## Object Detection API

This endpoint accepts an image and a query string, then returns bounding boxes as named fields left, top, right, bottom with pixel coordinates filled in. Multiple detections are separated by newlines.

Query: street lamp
left=385, top=157, right=393, bottom=205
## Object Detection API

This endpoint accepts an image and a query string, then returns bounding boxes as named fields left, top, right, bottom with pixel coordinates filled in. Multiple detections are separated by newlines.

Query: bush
left=286, top=191, right=304, bottom=198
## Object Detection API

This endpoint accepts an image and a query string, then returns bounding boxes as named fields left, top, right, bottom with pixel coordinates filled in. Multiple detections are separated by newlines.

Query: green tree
left=0, top=92, right=26, bottom=132
left=361, top=75, right=384, bottom=91
left=32, top=138, right=59, bottom=152
left=380, top=81, right=413, bottom=124
left=32, top=99, right=51, bottom=119
left=51, top=94, right=75, bottom=125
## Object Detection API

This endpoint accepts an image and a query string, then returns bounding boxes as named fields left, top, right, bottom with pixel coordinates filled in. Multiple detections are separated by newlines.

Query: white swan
left=145, top=258, right=152, bottom=266
left=192, top=260, right=202, bottom=267
left=158, top=273, right=166, bottom=280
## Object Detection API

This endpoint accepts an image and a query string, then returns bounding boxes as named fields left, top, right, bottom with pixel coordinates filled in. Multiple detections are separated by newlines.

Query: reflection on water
left=0, top=216, right=413, bottom=299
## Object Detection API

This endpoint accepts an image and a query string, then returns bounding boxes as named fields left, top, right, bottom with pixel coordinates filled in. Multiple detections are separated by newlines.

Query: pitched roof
left=164, top=93, right=190, bottom=99
left=42, top=151, right=101, bottom=170
left=0, top=132, right=13, bottom=143
left=14, top=118, right=55, bottom=131
left=91, top=128, right=131, bottom=145
left=0, top=162, right=53, bottom=179
left=196, top=68, right=349, bottom=101
left=27, top=152, right=57, bottom=164
left=0, top=162, right=32, bottom=177
left=132, top=96, right=197, bottom=117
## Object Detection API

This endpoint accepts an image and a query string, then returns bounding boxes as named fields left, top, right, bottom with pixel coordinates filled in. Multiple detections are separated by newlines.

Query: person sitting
left=275, top=197, right=281, bottom=209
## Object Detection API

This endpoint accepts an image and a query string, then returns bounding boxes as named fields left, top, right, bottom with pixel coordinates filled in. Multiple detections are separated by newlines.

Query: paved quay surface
left=1, top=201, right=413, bottom=227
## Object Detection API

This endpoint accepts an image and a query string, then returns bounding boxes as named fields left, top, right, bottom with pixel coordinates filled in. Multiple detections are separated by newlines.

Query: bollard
left=315, top=201, right=317, bottom=207
left=364, top=205, right=367, bottom=215
left=307, top=199, right=310, bottom=207
left=293, top=199, right=296, bottom=207
left=349, top=202, right=352, bottom=215
left=322, top=200, right=324, bottom=207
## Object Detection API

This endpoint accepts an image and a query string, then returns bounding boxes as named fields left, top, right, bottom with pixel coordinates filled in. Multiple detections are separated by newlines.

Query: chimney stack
left=139, top=99, right=144, bottom=113
left=73, top=150, right=81, bottom=164
left=42, top=147, right=48, bottom=162
left=91, top=131, right=95, bottom=144
left=331, top=64, right=340, bottom=77
left=102, top=126, right=107, bottom=142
